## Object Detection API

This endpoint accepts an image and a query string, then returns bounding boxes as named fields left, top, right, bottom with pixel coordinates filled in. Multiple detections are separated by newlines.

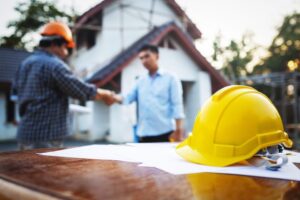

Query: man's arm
left=95, top=89, right=116, bottom=105
left=169, top=119, right=184, bottom=142
left=169, top=76, right=185, bottom=142
left=113, top=83, right=139, bottom=105
left=51, top=63, right=115, bottom=104
left=112, top=94, right=123, bottom=104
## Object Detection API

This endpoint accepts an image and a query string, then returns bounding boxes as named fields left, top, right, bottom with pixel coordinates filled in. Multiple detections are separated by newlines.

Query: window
left=76, top=11, right=103, bottom=49
left=158, top=37, right=176, bottom=50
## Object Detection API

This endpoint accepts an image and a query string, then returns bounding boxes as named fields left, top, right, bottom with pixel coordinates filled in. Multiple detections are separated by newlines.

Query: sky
left=0, top=0, right=299, bottom=68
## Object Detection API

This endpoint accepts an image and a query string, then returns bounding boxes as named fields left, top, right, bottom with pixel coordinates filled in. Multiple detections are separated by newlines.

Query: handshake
left=94, top=89, right=122, bottom=105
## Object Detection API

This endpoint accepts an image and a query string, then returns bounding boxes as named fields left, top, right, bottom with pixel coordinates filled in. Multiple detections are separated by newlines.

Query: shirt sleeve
left=123, top=83, right=138, bottom=105
left=170, top=75, right=185, bottom=119
left=51, top=62, right=97, bottom=101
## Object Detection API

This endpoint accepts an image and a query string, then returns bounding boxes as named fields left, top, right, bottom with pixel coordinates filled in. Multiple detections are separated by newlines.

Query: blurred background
left=0, top=0, right=299, bottom=151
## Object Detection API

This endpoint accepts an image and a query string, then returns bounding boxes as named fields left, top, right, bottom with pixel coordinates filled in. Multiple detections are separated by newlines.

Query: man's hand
left=169, top=119, right=184, bottom=142
left=112, top=94, right=123, bottom=104
left=95, top=89, right=116, bottom=105
left=169, top=128, right=184, bottom=142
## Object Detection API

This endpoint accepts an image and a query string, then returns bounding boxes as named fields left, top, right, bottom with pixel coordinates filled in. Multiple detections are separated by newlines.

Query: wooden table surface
left=0, top=148, right=299, bottom=200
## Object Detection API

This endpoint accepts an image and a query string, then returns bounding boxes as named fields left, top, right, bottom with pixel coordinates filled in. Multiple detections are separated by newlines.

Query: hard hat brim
left=176, top=138, right=252, bottom=167
left=67, top=40, right=75, bottom=48
left=176, top=132, right=293, bottom=167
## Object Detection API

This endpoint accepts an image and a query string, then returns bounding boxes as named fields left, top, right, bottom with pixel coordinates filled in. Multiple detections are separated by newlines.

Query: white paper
left=39, top=145, right=140, bottom=163
left=126, top=142, right=179, bottom=147
left=128, top=143, right=300, bottom=181
left=39, top=143, right=300, bottom=181
left=283, top=150, right=300, bottom=163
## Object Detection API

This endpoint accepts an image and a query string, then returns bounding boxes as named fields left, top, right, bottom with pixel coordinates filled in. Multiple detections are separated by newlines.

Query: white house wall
left=198, top=71, right=212, bottom=108
left=72, top=0, right=188, bottom=77
left=159, top=38, right=200, bottom=81
left=88, top=101, right=110, bottom=141
left=183, top=71, right=212, bottom=133
left=108, top=104, right=135, bottom=142
left=108, top=58, right=145, bottom=143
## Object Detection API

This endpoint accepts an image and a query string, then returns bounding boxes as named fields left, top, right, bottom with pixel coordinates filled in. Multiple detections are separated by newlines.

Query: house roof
left=75, top=0, right=201, bottom=40
left=86, top=22, right=229, bottom=92
left=0, top=48, right=31, bottom=83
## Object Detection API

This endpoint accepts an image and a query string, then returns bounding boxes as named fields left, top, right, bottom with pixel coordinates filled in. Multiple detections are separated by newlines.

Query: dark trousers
left=18, top=140, right=63, bottom=151
left=138, top=131, right=173, bottom=143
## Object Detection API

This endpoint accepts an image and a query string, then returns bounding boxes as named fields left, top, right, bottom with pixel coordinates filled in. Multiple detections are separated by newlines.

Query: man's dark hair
left=39, top=36, right=67, bottom=48
left=139, top=44, right=159, bottom=54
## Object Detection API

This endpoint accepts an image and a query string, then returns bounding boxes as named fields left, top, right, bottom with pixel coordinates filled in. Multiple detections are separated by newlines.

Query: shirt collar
left=36, top=49, right=55, bottom=57
left=148, top=68, right=164, bottom=77
left=157, top=68, right=164, bottom=75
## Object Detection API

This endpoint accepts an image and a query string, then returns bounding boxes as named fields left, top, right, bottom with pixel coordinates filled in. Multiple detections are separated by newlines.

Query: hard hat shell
left=41, top=21, right=75, bottom=48
left=176, top=85, right=293, bottom=167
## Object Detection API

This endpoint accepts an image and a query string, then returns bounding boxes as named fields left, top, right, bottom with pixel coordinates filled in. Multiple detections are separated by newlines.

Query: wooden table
left=0, top=148, right=299, bottom=200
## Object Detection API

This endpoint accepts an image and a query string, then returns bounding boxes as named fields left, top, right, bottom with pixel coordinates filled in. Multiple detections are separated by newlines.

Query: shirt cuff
left=122, top=94, right=131, bottom=105
left=173, top=113, right=185, bottom=119
left=87, top=85, right=98, bottom=100
left=172, top=107, right=185, bottom=119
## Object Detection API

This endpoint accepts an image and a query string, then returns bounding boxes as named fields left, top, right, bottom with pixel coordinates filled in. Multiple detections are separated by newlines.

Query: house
left=0, top=48, right=31, bottom=140
left=71, top=0, right=229, bottom=142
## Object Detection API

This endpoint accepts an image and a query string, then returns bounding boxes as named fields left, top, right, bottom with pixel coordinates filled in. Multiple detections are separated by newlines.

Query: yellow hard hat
left=176, top=85, right=293, bottom=167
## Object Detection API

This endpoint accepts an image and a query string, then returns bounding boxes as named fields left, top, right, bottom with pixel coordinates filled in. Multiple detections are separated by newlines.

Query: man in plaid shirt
left=12, top=22, right=114, bottom=150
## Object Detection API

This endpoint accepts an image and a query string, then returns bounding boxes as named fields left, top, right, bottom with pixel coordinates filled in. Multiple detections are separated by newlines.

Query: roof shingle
left=0, top=48, right=32, bottom=83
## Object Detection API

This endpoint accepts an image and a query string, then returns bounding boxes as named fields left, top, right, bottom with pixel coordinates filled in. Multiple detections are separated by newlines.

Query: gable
left=72, top=0, right=203, bottom=76
left=75, top=0, right=201, bottom=40
left=158, top=36, right=201, bottom=81
left=85, top=22, right=228, bottom=92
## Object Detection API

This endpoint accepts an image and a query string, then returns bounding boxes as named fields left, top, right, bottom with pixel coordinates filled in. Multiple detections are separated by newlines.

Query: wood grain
left=0, top=148, right=299, bottom=200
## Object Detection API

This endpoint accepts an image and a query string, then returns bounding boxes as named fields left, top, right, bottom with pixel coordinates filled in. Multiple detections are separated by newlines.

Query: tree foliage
left=253, top=12, right=300, bottom=74
left=212, top=33, right=257, bottom=83
left=0, top=0, right=74, bottom=50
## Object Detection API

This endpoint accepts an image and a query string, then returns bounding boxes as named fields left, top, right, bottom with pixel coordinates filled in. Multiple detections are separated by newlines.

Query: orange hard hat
left=41, top=21, right=75, bottom=48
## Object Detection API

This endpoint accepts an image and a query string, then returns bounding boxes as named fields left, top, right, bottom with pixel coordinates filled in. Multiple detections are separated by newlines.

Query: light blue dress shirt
left=123, top=69, right=185, bottom=137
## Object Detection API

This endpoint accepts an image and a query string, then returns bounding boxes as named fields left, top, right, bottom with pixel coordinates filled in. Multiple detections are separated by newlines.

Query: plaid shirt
left=12, top=50, right=97, bottom=143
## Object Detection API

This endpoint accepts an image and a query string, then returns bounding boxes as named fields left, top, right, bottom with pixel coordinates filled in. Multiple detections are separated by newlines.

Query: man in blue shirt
left=114, top=44, right=185, bottom=142
left=12, top=22, right=115, bottom=150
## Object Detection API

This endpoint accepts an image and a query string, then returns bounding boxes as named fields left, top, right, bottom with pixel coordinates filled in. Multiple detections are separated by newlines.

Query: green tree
left=0, top=0, right=75, bottom=50
left=212, top=33, right=257, bottom=83
left=253, top=12, right=300, bottom=74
